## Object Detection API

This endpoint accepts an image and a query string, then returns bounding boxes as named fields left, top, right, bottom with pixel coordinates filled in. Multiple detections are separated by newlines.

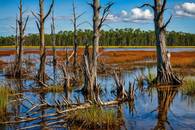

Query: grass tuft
left=67, top=107, right=120, bottom=128
left=182, top=78, right=195, bottom=96
left=145, top=67, right=156, bottom=85
left=0, top=86, right=14, bottom=120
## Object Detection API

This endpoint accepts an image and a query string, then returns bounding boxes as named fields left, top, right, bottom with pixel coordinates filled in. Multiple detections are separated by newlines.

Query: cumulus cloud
left=175, top=2, right=195, bottom=17
left=106, top=8, right=153, bottom=23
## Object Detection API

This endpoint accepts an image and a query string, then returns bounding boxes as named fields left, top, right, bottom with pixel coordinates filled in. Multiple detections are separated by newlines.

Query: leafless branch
left=98, top=2, right=114, bottom=30
left=31, top=11, right=40, bottom=22
left=43, top=0, right=54, bottom=21
left=138, top=3, right=155, bottom=11
left=35, top=20, right=40, bottom=32
left=161, top=15, right=172, bottom=31
left=23, top=16, right=29, bottom=32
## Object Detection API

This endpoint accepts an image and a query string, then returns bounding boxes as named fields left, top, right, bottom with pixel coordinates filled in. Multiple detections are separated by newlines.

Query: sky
left=0, top=0, right=195, bottom=36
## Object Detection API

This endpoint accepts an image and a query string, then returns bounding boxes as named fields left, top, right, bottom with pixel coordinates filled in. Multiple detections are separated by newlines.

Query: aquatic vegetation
left=0, top=86, right=14, bottom=121
left=0, top=86, right=13, bottom=108
left=67, top=107, right=119, bottom=128
left=182, top=78, right=195, bottom=96
left=145, top=68, right=156, bottom=85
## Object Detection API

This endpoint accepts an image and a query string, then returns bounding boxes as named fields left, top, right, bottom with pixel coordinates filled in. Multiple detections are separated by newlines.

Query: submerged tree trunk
left=38, top=0, right=46, bottom=83
left=154, top=0, right=181, bottom=85
left=139, top=0, right=182, bottom=85
left=82, top=0, right=113, bottom=102
left=51, top=10, right=57, bottom=66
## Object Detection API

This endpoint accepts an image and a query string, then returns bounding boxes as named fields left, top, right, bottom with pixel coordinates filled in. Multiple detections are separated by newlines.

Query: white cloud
left=121, top=10, right=128, bottom=17
left=175, top=2, right=195, bottom=18
left=106, top=8, right=153, bottom=23
left=106, top=14, right=120, bottom=22
left=130, top=8, right=153, bottom=22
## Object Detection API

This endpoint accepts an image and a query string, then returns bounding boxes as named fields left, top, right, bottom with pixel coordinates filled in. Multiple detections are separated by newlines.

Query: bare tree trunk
left=33, top=0, right=54, bottom=83
left=51, top=10, right=57, bottom=66
left=15, top=0, right=29, bottom=77
left=154, top=0, right=181, bottom=85
left=139, top=0, right=182, bottom=85
left=82, top=0, right=113, bottom=102
left=90, top=0, right=101, bottom=99
left=71, top=0, right=85, bottom=68
left=72, top=1, right=78, bottom=68
left=15, top=16, right=19, bottom=56
left=38, top=0, right=46, bottom=83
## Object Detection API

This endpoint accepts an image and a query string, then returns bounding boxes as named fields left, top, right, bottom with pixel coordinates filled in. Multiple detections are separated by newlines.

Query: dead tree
left=14, top=0, right=29, bottom=77
left=15, top=15, right=19, bottom=56
left=114, top=72, right=128, bottom=100
left=82, top=0, right=113, bottom=102
left=51, top=10, right=57, bottom=66
left=71, top=0, right=85, bottom=68
left=139, top=0, right=182, bottom=85
left=32, top=0, right=54, bottom=83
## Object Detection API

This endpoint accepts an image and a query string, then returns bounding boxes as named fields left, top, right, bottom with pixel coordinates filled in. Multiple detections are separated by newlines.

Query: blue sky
left=0, top=0, right=195, bottom=36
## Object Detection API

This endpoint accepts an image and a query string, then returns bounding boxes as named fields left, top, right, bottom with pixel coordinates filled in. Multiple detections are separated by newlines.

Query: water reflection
left=154, top=86, right=178, bottom=130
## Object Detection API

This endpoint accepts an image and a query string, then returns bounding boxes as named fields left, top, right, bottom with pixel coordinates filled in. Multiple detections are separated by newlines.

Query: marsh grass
left=145, top=68, right=156, bottom=85
left=67, top=107, right=120, bottom=128
left=0, top=86, right=14, bottom=121
left=182, top=78, right=195, bottom=96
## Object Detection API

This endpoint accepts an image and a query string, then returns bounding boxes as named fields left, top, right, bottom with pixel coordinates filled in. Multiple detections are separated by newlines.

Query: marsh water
left=0, top=48, right=195, bottom=130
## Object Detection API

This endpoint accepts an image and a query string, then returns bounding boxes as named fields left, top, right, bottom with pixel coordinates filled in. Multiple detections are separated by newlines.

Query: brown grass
left=0, top=49, right=195, bottom=69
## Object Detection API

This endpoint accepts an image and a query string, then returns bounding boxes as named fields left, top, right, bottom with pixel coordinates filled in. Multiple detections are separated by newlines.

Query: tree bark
left=51, top=10, right=57, bottom=66
left=72, top=1, right=78, bottom=68
left=37, top=0, right=46, bottom=83
left=36, top=0, right=54, bottom=83
left=154, top=0, right=181, bottom=85
left=81, top=0, right=113, bottom=102
left=15, top=0, right=28, bottom=77
left=91, top=0, right=100, bottom=100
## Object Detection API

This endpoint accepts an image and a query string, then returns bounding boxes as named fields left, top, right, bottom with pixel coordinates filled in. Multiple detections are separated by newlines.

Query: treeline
left=0, top=28, right=195, bottom=46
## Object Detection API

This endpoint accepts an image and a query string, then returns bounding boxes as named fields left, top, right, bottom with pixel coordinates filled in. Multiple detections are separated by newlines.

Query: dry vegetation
left=182, top=77, right=195, bottom=96
left=1, top=49, right=195, bottom=72
left=0, top=86, right=14, bottom=121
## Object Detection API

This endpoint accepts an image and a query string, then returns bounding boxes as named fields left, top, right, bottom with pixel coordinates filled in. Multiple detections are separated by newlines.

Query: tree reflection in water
left=154, top=86, right=178, bottom=130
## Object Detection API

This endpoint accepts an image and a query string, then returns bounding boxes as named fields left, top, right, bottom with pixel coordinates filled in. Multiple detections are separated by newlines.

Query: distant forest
left=0, top=28, right=195, bottom=46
